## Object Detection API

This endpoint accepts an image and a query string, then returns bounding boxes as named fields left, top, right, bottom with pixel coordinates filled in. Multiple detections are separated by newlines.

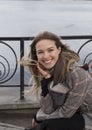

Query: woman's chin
left=43, top=62, right=55, bottom=70
left=44, top=65, right=53, bottom=70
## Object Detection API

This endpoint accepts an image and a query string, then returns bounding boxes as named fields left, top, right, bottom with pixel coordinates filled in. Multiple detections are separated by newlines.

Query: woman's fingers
left=32, top=118, right=35, bottom=127
left=37, top=63, right=48, bottom=76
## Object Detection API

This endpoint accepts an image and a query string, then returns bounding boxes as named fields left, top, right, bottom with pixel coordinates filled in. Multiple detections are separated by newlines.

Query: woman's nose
left=43, top=52, right=49, bottom=58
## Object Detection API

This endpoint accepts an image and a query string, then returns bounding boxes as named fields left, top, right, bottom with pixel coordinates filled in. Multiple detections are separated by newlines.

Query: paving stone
left=0, top=123, right=24, bottom=130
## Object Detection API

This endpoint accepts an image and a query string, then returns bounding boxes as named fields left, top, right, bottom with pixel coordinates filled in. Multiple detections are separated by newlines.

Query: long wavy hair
left=20, top=31, right=80, bottom=86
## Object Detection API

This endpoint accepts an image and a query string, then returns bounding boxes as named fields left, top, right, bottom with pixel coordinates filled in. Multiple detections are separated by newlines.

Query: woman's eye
left=37, top=51, right=43, bottom=54
left=48, top=49, right=54, bottom=52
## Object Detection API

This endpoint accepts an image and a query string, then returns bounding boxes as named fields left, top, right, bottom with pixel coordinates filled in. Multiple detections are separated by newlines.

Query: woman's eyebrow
left=37, top=47, right=55, bottom=51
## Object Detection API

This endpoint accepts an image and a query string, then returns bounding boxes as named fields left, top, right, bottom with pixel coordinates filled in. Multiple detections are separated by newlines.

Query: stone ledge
left=0, top=98, right=40, bottom=110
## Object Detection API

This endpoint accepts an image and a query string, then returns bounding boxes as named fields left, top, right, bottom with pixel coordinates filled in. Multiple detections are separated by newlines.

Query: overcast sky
left=0, top=0, right=92, bottom=37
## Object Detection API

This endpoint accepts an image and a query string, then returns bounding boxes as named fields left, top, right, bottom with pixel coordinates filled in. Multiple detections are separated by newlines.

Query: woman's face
left=36, top=39, right=61, bottom=69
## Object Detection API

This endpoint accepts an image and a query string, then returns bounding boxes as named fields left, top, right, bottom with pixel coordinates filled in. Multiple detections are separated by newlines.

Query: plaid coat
left=36, top=62, right=92, bottom=130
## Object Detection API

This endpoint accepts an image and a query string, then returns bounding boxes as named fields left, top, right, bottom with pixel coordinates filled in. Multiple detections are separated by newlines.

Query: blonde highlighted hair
left=20, top=31, right=80, bottom=86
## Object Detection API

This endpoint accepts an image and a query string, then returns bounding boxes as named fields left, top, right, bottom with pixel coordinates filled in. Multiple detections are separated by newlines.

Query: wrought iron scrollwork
left=0, top=41, right=18, bottom=84
left=77, top=39, right=92, bottom=74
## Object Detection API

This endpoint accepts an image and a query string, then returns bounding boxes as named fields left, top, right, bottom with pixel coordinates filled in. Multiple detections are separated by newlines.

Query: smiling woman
left=19, top=31, right=92, bottom=130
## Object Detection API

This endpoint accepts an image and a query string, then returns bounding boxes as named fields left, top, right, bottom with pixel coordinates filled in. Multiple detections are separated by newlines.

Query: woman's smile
left=43, top=59, right=52, bottom=64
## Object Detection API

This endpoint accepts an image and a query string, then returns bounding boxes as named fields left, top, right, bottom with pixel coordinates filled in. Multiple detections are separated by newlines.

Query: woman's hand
left=37, top=63, right=51, bottom=79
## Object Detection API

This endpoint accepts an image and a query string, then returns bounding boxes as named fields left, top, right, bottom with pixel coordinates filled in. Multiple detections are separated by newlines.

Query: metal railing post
left=20, top=39, right=25, bottom=100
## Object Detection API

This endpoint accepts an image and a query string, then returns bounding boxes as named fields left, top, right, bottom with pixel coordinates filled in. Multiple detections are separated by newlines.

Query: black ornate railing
left=0, top=35, right=92, bottom=100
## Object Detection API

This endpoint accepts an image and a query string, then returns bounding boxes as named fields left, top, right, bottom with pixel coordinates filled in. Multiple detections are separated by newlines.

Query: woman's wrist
left=44, top=73, right=51, bottom=79
left=33, top=114, right=42, bottom=123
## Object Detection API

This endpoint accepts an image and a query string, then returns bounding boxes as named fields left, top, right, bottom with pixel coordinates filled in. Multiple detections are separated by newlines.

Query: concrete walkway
left=0, top=122, right=24, bottom=130
left=0, top=87, right=40, bottom=130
